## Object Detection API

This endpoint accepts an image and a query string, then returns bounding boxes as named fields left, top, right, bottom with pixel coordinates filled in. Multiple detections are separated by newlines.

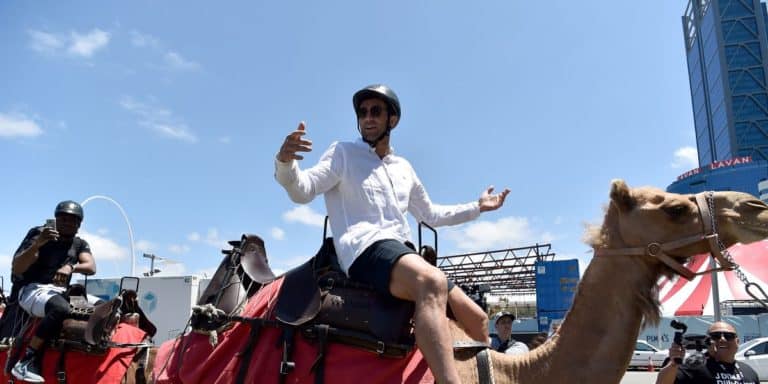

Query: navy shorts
left=348, top=239, right=454, bottom=296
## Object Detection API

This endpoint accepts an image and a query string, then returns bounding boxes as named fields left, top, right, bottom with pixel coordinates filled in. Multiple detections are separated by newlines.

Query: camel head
left=589, top=179, right=768, bottom=272
left=583, top=179, right=768, bottom=325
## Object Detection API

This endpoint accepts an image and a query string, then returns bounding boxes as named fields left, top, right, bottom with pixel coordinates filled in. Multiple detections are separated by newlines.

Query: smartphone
left=45, top=218, right=56, bottom=229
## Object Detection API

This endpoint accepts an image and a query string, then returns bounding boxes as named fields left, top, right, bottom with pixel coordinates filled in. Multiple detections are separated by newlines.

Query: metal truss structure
left=437, top=243, right=556, bottom=297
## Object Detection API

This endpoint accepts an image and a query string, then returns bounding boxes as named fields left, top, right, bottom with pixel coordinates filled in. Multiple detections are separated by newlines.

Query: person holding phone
left=275, top=84, right=510, bottom=384
left=9, top=200, right=97, bottom=383
left=655, top=321, right=759, bottom=384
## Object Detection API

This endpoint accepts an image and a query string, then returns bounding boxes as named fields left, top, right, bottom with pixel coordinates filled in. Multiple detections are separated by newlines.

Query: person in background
left=655, top=321, right=759, bottom=384
left=490, top=311, right=529, bottom=355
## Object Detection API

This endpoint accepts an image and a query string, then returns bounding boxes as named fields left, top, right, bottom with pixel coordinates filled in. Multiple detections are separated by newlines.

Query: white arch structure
left=80, top=195, right=136, bottom=277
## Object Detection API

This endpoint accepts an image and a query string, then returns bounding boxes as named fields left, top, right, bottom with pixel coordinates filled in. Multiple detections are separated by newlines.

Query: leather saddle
left=274, top=238, right=415, bottom=356
left=194, top=234, right=275, bottom=330
left=57, top=287, right=157, bottom=353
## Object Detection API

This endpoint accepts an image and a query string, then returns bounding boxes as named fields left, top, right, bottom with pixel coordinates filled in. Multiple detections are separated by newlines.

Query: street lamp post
left=143, top=253, right=161, bottom=277
left=80, top=195, right=137, bottom=277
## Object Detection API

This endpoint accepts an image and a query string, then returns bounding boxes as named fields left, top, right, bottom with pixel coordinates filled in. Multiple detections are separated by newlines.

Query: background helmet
left=353, top=84, right=401, bottom=121
left=493, top=311, right=516, bottom=324
left=55, top=200, right=84, bottom=221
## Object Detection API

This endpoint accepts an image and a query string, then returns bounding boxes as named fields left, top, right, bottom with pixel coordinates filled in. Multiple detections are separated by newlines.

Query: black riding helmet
left=352, top=84, right=401, bottom=147
left=55, top=200, right=84, bottom=221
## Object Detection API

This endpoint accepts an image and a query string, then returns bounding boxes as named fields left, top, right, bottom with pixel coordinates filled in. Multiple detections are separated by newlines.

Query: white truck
left=79, top=275, right=204, bottom=344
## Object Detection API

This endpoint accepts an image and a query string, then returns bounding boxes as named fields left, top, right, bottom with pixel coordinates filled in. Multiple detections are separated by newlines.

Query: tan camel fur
left=449, top=179, right=768, bottom=384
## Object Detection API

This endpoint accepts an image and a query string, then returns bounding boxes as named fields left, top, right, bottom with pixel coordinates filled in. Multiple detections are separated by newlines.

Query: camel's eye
left=663, top=205, right=688, bottom=218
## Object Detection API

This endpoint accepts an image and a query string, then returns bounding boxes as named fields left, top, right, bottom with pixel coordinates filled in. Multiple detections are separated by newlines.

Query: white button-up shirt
left=275, top=139, right=480, bottom=273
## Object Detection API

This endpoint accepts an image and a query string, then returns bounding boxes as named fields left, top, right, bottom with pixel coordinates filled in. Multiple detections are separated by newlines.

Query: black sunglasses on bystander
left=708, top=331, right=737, bottom=341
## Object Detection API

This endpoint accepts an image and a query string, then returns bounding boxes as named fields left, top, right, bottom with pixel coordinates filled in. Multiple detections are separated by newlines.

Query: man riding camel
left=10, top=201, right=98, bottom=383
left=275, top=84, right=510, bottom=383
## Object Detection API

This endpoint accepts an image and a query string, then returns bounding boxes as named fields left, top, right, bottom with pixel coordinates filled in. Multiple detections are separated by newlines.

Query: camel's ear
left=610, top=179, right=635, bottom=212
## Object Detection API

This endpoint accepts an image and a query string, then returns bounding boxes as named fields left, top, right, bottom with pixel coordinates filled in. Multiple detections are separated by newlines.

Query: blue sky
left=0, top=2, right=700, bottom=288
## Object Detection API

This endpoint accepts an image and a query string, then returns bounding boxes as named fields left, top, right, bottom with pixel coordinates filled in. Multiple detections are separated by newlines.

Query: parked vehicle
left=736, top=336, right=768, bottom=380
left=629, top=340, right=668, bottom=369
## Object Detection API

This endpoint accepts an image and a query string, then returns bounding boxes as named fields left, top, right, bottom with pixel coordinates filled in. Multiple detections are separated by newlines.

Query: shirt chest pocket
left=362, top=178, right=388, bottom=207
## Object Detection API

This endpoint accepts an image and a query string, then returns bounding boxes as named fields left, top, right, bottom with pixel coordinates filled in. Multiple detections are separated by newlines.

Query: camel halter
left=595, top=191, right=736, bottom=281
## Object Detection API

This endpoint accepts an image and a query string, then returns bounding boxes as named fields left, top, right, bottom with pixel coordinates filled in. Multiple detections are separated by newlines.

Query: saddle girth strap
left=235, top=320, right=263, bottom=384
left=56, top=348, right=68, bottom=384
left=278, top=327, right=296, bottom=384
left=475, top=348, right=493, bottom=384
left=310, top=325, right=330, bottom=384
left=453, top=340, right=493, bottom=384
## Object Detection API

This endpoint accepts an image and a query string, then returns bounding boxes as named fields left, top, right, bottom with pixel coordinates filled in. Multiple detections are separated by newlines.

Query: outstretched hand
left=277, top=121, right=313, bottom=163
left=478, top=186, right=510, bottom=212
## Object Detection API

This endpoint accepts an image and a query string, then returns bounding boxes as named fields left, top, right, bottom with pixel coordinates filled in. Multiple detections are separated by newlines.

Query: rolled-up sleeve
left=274, top=142, right=342, bottom=204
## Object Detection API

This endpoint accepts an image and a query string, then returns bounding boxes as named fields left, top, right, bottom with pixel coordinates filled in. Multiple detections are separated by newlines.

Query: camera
left=459, top=284, right=490, bottom=312
left=45, top=218, right=56, bottom=229
left=670, top=320, right=688, bottom=364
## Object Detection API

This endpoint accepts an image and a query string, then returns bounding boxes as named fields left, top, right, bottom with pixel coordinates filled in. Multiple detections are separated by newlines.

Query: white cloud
left=164, top=51, right=200, bottom=71
left=444, top=216, right=555, bottom=251
left=130, top=30, right=160, bottom=48
left=188, top=228, right=228, bottom=249
left=168, top=244, right=190, bottom=254
left=218, top=136, right=231, bottom=144
left=68, top=29, right=110, bottom=57
left=135, top=240, right=156, bottom=254
left=270, top=227, right=285, bottom=240
left=78, top=230, right=128, bottom=261
left=671, top=146, right=698, bottom=169
left=129, top=30, right=201, bottom=72
left=120, top=96, right=198, bottom=143
left=0, top=113, right=43, bottom=138
left=282, top=206, right=325, bottom=227
left=28, top=28, right=110, bottom=58
left=151, top=122, right=197, bottom=142
left=28, top=30, right=64, bottom=54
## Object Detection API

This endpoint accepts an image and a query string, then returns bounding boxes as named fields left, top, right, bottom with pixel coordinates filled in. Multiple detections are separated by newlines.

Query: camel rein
left=594, top=191, right=736, bottom=281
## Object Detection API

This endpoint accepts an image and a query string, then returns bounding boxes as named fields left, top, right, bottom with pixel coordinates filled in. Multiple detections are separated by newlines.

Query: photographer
left=655, top=321, right=759, bottom=384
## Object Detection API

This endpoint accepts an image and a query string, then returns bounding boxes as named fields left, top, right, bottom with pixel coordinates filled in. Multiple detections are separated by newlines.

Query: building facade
left=668, top=0, right=768, bottom=198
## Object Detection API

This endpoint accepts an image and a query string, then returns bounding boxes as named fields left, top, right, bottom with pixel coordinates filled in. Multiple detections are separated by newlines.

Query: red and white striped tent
left=658, top=240, right=768, bottom=316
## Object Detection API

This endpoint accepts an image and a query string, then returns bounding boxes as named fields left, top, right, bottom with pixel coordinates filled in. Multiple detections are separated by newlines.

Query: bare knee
left=416, top=267, right=448, bottom=301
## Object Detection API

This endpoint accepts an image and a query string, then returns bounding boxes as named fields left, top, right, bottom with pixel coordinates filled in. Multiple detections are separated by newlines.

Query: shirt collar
left=354, top=138, right=395, bottom=158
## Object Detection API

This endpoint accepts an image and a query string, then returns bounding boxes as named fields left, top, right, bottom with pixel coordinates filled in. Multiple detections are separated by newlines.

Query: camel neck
left=490, top=253, right=654, bottom=384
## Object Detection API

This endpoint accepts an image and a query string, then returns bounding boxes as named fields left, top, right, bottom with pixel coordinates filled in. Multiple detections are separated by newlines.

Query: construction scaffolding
left=437, top=243, right=556, bottom=297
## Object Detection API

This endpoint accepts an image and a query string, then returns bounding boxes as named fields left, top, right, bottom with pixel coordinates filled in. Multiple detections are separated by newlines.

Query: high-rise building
left=668, top=0, right=768, bottom=196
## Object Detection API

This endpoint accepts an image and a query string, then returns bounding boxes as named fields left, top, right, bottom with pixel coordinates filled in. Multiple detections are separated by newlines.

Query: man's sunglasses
left=357, top=105, right=385, bottom=119
left=708, top=331, right=737, bottom=341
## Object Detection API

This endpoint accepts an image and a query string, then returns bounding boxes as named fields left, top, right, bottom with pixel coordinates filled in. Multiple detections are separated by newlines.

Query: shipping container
left=535, top=260, right=579, bottom=332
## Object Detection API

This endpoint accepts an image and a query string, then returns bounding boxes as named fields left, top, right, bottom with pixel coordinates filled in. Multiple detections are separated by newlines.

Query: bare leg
left=447, top=287, right=489, bottom=343
left=389, top=254, right=460, bottom=384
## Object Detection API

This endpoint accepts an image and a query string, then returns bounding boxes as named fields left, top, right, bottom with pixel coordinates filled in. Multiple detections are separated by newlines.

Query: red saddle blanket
left=152, top=277, right=434, bottom=384
left=0, top=323, right=147, bottom=383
